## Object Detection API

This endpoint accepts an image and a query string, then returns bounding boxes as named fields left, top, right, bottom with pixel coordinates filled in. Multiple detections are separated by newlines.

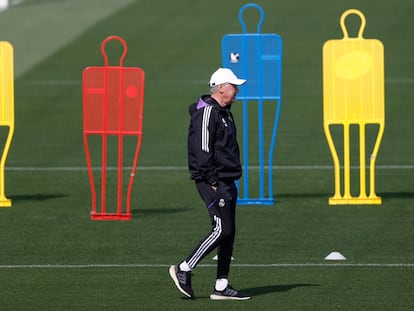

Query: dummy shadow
left=131, top=207, right=189, bottom=216
left=10, top=193, right=67, bottom=202
left=274, top=193, right=331, bottom=201
left=274, top=192, right=414, bottom=202
left=242, top=283, right=320, bottom=297
left=380, top=192, right=414, bottom=199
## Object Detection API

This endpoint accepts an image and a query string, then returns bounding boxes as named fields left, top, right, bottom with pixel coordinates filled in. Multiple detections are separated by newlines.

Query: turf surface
left=0, top=0, right=413, bottom=310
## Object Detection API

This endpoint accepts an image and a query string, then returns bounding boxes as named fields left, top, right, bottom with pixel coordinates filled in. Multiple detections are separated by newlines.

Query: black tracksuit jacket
left=188, top=95, right=242, bottom=185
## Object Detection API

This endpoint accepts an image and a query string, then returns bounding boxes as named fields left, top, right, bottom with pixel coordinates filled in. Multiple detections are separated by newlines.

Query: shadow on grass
left=10, top=194, right=68, bottom=202
left=192, top=283, right=320, bottom=300
left=131, top=208, right=189, bottom=216
left=243, top=283, right=320, bottom=297
left=275, top=193, right=330, bottom=200
left=380, top=192, right=414, bottom=199
left=274, top=191, right=414, bottom=201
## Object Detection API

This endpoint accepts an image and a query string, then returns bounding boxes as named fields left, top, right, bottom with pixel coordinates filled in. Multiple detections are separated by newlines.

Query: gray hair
left=210, top=84, right=226, bottom=94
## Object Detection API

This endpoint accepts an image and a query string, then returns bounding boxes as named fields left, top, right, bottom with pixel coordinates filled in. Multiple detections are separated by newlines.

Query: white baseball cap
left=209, top=68, right=246, bottom=87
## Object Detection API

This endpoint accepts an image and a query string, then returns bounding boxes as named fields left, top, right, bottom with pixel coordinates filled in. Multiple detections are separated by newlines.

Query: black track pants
left=185, top=179, right=237, bottom=279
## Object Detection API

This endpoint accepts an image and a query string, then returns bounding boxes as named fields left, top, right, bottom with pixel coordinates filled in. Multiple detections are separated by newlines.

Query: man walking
left=169, top=68, right=251, bottom=300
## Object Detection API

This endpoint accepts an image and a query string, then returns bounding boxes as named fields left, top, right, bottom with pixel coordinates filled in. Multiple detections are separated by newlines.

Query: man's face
left=219, top=83, right=239, bottom=105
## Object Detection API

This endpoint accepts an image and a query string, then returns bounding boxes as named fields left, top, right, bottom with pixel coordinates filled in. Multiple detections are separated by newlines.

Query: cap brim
left=230, top=78, right=246, bottom=86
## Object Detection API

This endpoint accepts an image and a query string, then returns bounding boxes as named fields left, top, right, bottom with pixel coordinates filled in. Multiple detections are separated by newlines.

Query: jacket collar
left=197, top=95, right=231, bottom=111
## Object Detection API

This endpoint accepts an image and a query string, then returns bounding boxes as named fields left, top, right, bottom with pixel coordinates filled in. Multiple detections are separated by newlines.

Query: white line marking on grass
left=386, top=78, right=414, bottom=84
left=34, top=77, right=414, bottom=86
left=29, top=80, right=81, bottom=86
left=5, top=165, right=414, bottom=172
left=228, top=263, right=414, bottom=267
left=1, top=263, right=413, bottom=269
left=29, top=78, right=414, bottom=86
left=29, top=79, right=207, bottom=86
left=270, top=165, right=414, bottom=170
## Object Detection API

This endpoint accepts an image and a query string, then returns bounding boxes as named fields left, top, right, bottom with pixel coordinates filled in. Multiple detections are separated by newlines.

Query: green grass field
left=0, top=0, right=413, bottom=310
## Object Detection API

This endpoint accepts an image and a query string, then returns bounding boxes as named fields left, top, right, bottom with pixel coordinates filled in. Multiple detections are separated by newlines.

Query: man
left=169, top=68, right=251, bottom=300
